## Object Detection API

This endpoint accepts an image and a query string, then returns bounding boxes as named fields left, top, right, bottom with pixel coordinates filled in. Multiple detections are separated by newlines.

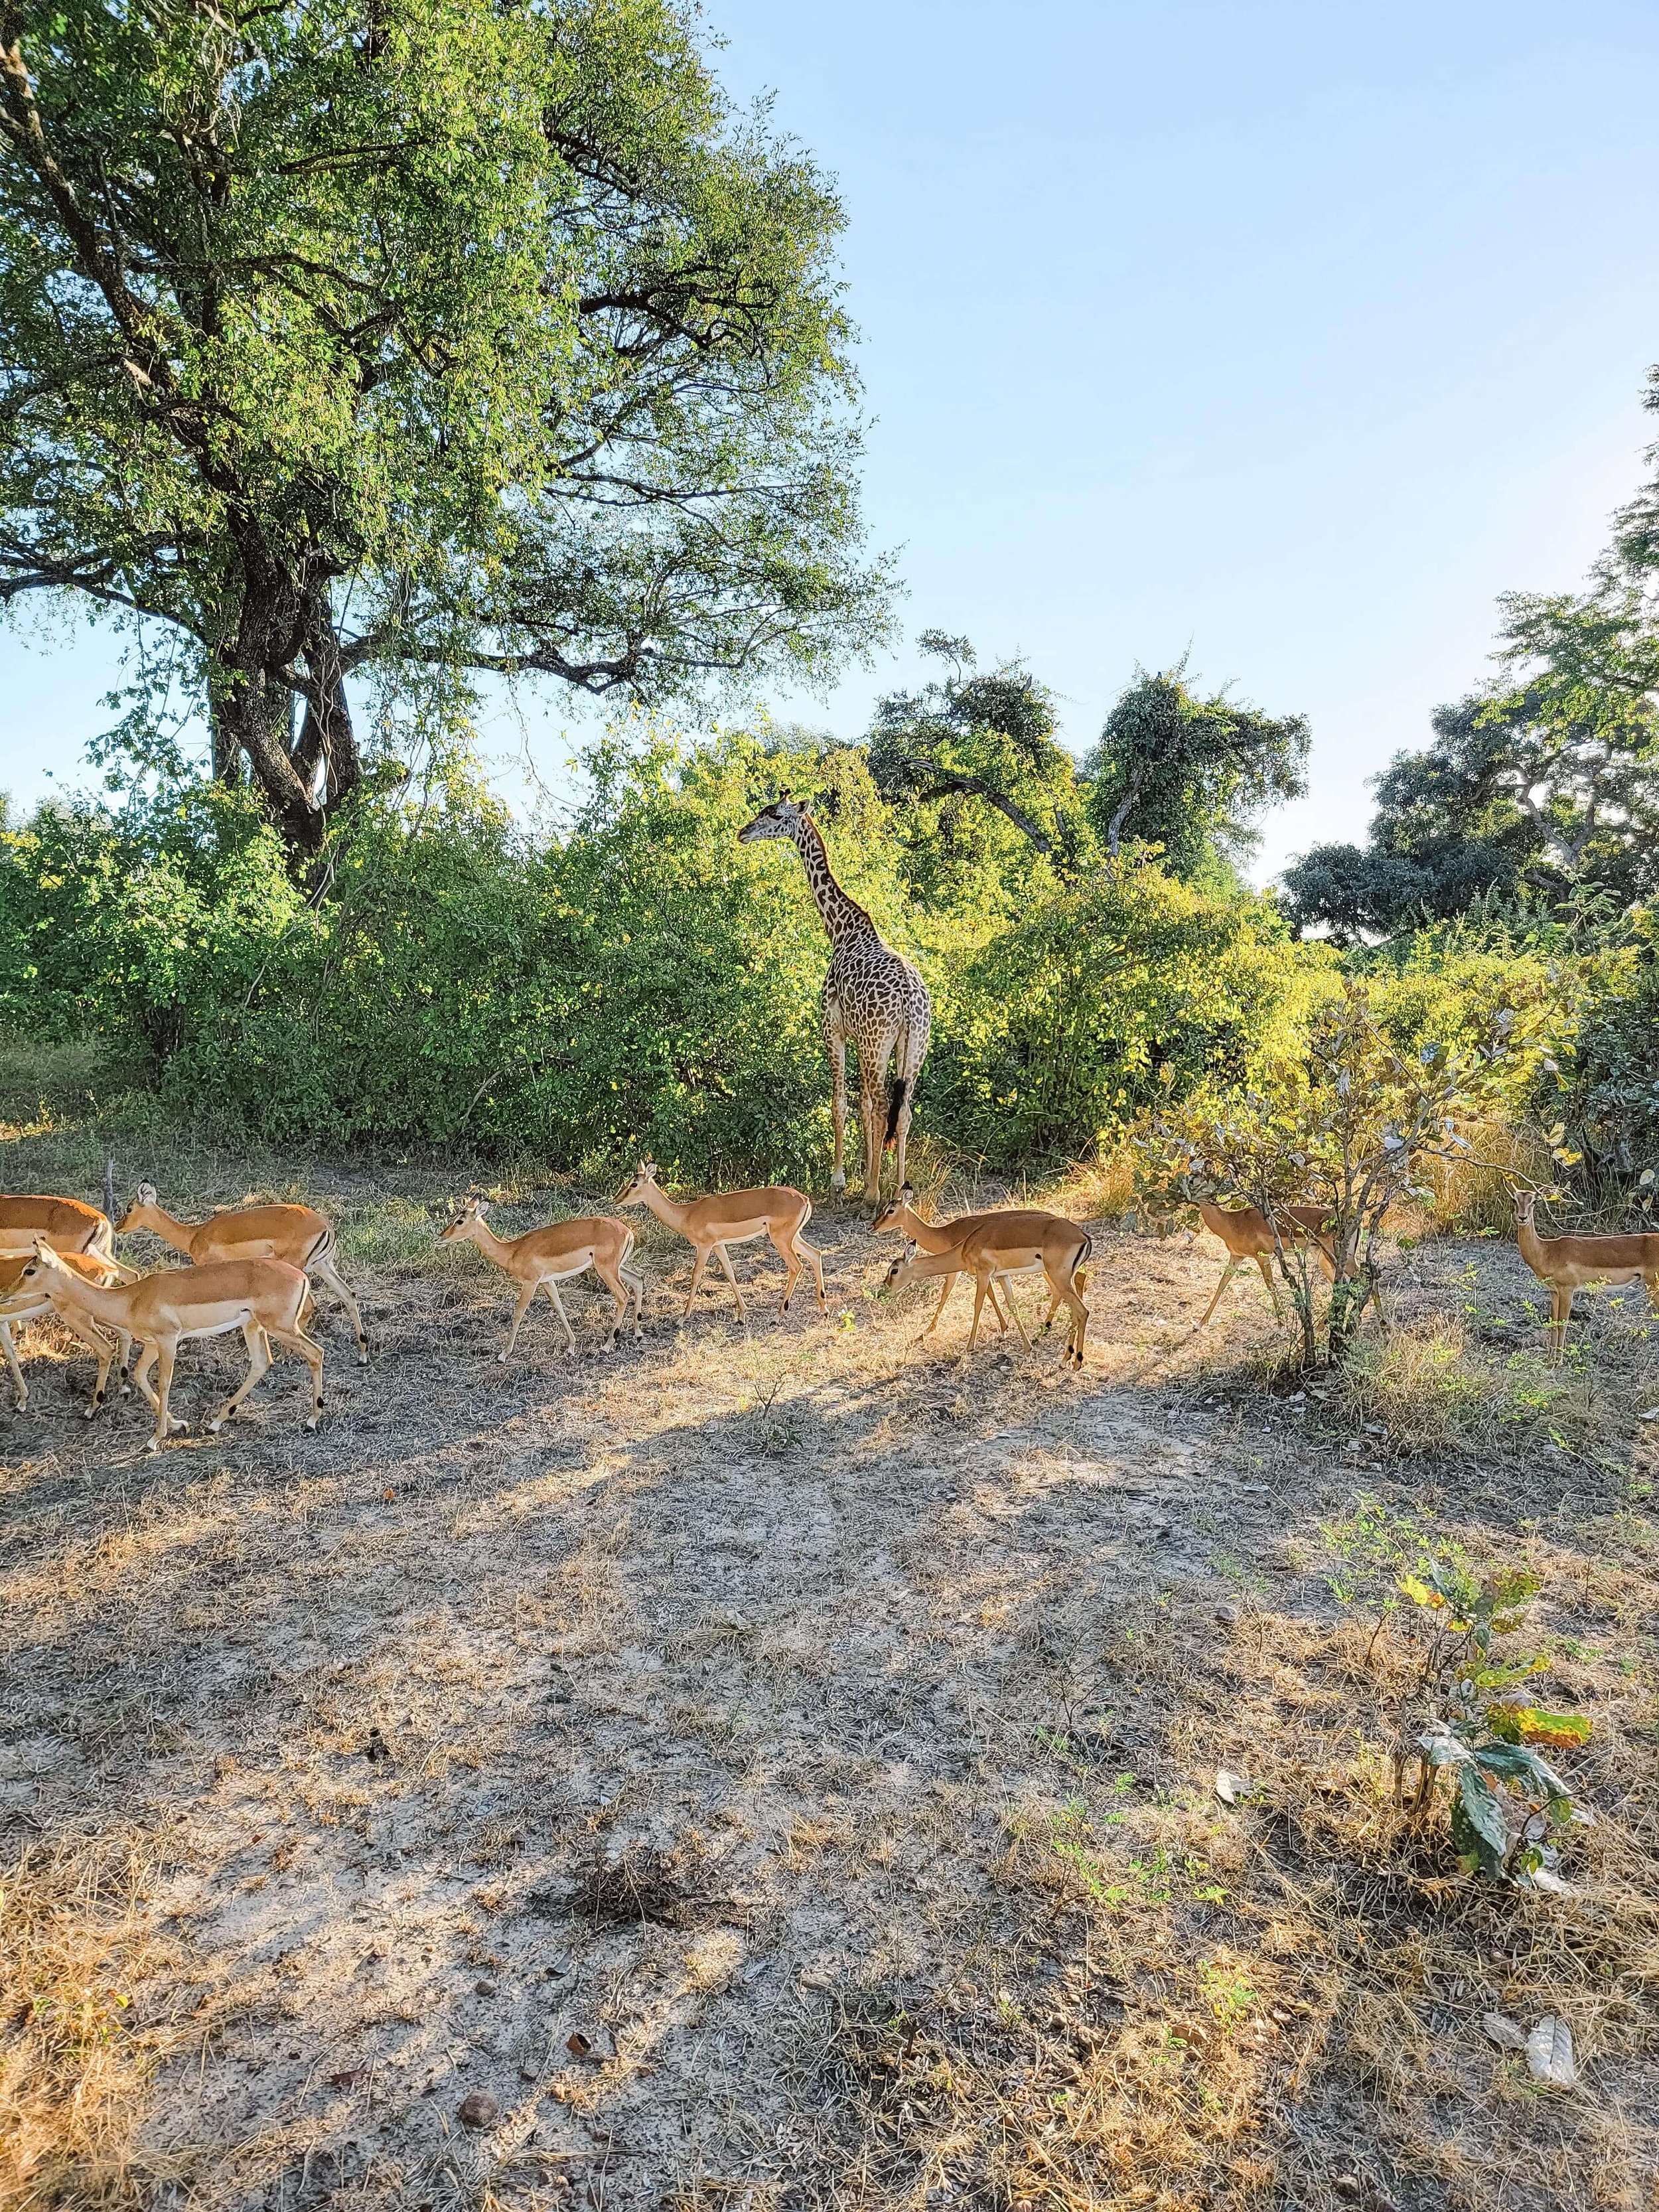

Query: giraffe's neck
left=788, top=817, right=878, bottom=948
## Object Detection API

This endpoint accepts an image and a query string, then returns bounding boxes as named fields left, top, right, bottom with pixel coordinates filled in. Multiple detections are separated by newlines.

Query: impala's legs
left=623, top=1264, right=646, bottom=1337
left=1, top=1321, right=24, bottom=1410
left=1198, top=1258, right=1240, bottom=1328
left=996, top=1272, right=1032, bottom=1349
left=128, top=1343, right=160, bottom=1410
left=924, top=1276, right=956, bottom=1335
left=498, top=1282, right=538, bottom=1362
left=713, top=1243, right=748, bottom=1320
left=767, top=1226, right=802, bottom=1314
left=1253, top=1252, right=1286, bottom=1318
left=149, top=1339, right=184, bottom=1451
left=593, top=1258, right=640, bottom=1344
left=71, top=1315, right=121, bottom=1415
left=210, top=1319, right=272, bottom=1432
left=267, top=1324, right=326, bottom=1429
left=965, top=1274, right=994, bottom=1356
left=311, top=1256, right=369, bottom=1364
left=1550, top=1287, right=1573, bottom=1359
left=798, top=1234, right=827, bottom=1312
left=540, top=1276, right=577, bottom=1355
left=683, top=1248, right=710, bottom=1315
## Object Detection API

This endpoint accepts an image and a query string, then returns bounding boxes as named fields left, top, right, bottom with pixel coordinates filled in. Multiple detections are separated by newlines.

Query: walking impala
left=871, top=1187, right=1015, bottom=1336
left=615, top=1160, right=826, bottom=1319
left=0, top=1192, right=116, bottom=1261
left=1194, top=1201, right=1339, bottom=1327
left=117, top=1183, right=368, bottom=1363
left=1514, top=1189, right=1659, bottom=1356
left=440, top=1197, right=645, bottom=1359
left=882, top=1209, right=1092, bottom=1366
left=0, top=1246, right=136, bottom=1413
left=21, top=1244, right=326, bottom=1451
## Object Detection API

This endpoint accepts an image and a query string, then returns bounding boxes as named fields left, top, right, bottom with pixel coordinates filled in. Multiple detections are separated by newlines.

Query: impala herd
left=0, top=1167, right=1654, bottom=1450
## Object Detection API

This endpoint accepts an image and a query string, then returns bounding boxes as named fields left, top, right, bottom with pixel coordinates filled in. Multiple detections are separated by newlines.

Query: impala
left=440, top=1197, right=645, bottom=1360
left=0, top=1191, right=115, bottom=1262
left=871, top=1187, right=1015, bottom=1336
left=615, top=1159, right=826, bottom=1319
left=21, top=1243, right=326, bottom=1451
left=1194, top=1200, right=1340, bottom=1327
left=117, top=1182, right=368, bottom=1363
left=883, top=1208, right=1092, bottom=1366
left=0, top=1247, right=137, bottom=1413
left=1515, top=1189, right=1659, bottom=1357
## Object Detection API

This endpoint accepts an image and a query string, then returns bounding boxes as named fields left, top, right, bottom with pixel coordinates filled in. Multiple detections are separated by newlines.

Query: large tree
left=0, top=0, right=887, bottom=851
left=1082, top=664, right=1309, bottom=880
left=865, top=630, right=1083, bottom=865
left=1283, top=589, right=1659, bottom=940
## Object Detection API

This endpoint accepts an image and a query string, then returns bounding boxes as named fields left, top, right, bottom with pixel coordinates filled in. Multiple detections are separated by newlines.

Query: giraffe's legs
left=824, top=1002, right=848, bottom=1194
left=858, top=1061, right=885, bottom=1203
left=889, top=1019, right=928, bottom=1200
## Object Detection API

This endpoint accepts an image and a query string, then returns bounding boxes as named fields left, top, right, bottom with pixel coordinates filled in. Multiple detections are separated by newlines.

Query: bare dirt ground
left=3, top=1129, right=1658, bottom=2212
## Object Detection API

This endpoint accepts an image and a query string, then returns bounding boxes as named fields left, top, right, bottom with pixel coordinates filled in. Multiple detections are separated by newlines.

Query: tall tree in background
left=1283, top=588, right=1659, bottom=940
left=1083, top=663, right=1309, bottom=881
left=0, top=0, right=887, bottom=853
left=866, top=631, right=1083, bottom=865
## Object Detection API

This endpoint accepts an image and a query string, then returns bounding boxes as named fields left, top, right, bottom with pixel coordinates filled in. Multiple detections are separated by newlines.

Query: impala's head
left=871, top=1184, right=920, bottom=1238
left=1513, top=1188, right=1539, bottom=1227
left=737, top=790, right=808, bottom=846
left=614, top=1158, right=659, bottom=1207
left=115, top=1180, right=159, bottom=1232
left=439, top=1195, right=487, bottom=1242
left=879, top=1247, right=919, bottom=1297
left=19, top=1237, right=69, bottom=1288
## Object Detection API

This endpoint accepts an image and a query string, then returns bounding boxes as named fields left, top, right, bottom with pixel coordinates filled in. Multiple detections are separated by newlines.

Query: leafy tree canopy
left=865, top=630, right=1086, bottom=876
left=1082, top=662, right=1309, bottom=883
left=0, top=0, right=889, bottom=851
left=1283, top=588, right=1659, bottom=941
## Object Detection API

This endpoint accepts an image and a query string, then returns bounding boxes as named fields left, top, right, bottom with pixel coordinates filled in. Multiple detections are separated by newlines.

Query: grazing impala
left=1194, top=1201, right=1340, bottom=1327
left=871, top=1187, right=1013, bottom=1336
left=117, top=1183, right=368, bottom=1364
left=0, top=1247, right=136, bottom=1413
left=615, top=1159, right=826, bottom=1320
left=883, top=1208, right=1092, bottom=1366
left=21, top=1242, right=326, bottom=1451
left=440, top=1197, right=645, bottom=1359
left=0, top=1192, right=115, bottom=1261
left=1515, top=1189, right=1659, bottom=1357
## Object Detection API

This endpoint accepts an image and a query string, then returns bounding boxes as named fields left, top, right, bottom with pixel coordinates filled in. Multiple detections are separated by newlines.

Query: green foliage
left=866, top=632, right=1088, bottom=893
left=1084, top=663, right=1309, bottom=882
left=1285, top=469, right=1659, bottom=940
left=0, top=721, right=1331, bottom=1180
left=0, top=0, right=888, bottom=848
left=1393, top=1562, right=1590, bottom=1885
left=929, top=855, right=1327, bottom=1165
left=1143, top=981, right=1536, bottom=1364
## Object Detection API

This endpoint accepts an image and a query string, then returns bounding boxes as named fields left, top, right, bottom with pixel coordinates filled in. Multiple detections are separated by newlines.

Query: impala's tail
left=883, top=1076, right=907, bottom=1149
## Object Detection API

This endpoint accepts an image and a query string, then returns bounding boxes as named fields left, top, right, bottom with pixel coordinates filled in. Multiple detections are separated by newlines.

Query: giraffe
left=738, top=792, right=932, bottom=1204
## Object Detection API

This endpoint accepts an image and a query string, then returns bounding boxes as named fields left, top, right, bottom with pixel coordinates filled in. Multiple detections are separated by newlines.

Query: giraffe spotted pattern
left=738, top=793, right=932, bottom=1202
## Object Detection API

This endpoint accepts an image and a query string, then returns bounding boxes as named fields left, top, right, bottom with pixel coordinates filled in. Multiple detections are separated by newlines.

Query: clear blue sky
left=3, top=0, right=1657, bottom=879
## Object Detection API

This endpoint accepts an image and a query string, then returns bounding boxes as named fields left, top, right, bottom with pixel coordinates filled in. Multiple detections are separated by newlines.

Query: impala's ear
left=136, top=1181, right=157, bottom=1205
left=900, top=1182, right=915, bottom=1200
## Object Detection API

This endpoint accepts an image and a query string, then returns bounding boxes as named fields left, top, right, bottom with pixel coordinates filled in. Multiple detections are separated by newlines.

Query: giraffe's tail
left=883, top=1076, right=907, bottom=1149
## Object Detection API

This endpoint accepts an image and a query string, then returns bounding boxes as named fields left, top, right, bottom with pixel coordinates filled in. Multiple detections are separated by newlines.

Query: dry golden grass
left=2, top=1071, right=1657, bottom=2211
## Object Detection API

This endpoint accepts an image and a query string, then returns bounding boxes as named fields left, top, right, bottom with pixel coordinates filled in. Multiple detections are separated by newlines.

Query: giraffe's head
left=737, top=791, right=808, bottom=846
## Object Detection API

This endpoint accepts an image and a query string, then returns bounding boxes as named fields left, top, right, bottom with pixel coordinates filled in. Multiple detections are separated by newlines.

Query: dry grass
left=3, top=1072, right=1658, bottom=2211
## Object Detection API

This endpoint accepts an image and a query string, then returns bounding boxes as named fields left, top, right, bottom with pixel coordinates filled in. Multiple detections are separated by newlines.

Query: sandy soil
left=3, top=1189, right=1657, bottom=2212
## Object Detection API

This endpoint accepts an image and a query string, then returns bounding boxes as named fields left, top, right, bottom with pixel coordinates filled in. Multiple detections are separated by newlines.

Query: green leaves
left=1, top=0, right=890, bottom=846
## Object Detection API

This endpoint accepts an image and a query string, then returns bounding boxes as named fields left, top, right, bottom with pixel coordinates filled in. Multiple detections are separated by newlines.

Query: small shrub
left=1392, top=1560, right=1591, bottom=1883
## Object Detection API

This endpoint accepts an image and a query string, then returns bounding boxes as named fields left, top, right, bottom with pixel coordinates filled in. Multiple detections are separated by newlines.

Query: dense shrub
left=0, top=730, right=1380, bottom=1181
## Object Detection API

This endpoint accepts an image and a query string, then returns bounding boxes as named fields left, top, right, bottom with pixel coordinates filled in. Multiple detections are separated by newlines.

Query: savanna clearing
left=4, top=1106, right=1658, bottom=2212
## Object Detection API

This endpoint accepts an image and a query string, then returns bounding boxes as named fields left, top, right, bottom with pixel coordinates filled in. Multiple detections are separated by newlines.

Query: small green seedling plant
left=1392, top=1559, right=1592, bottom=1883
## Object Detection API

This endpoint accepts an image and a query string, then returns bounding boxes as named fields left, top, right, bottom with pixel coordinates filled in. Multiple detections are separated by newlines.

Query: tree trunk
left=209, top=559, right=364, bottom=859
